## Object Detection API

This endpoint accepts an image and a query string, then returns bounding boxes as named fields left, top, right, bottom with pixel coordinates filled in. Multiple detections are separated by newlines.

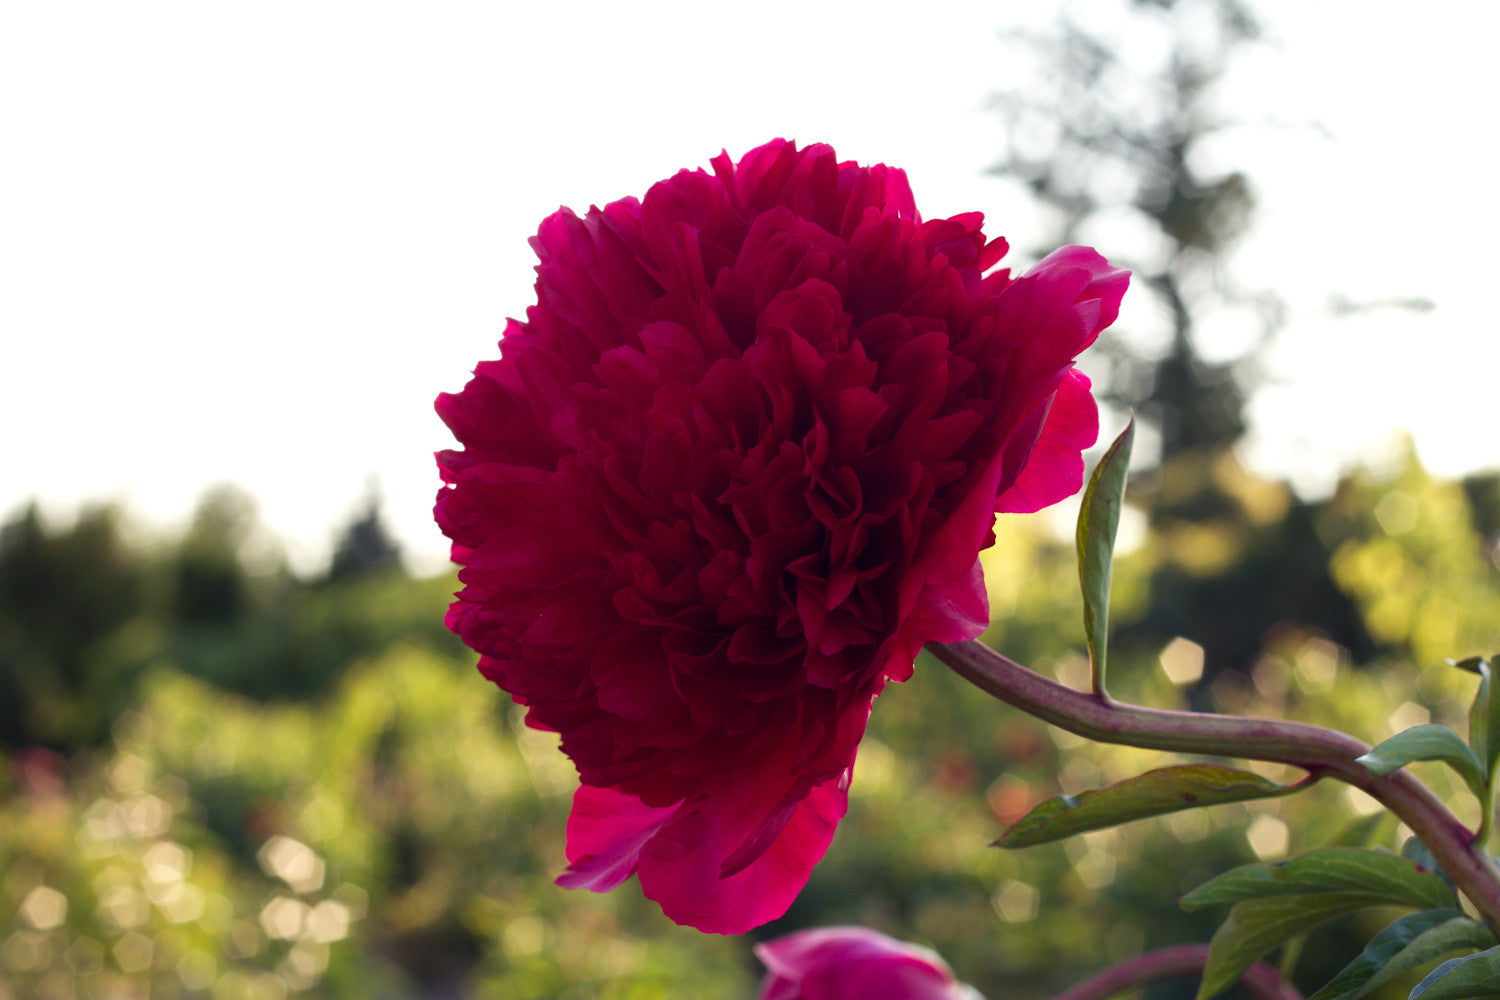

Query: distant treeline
left=0, top=486, right=463, bottom=750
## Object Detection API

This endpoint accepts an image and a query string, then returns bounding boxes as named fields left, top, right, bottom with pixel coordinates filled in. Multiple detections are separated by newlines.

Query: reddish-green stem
left=1050, top=944, right=1302, bottom=1000
left=929, top=639, right=1500, bottom=937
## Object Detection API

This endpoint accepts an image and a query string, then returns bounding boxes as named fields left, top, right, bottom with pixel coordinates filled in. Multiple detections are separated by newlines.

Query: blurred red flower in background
left=435, top=139, right=1127, bottom=933
left=756, top=926, right=984, bottom=1000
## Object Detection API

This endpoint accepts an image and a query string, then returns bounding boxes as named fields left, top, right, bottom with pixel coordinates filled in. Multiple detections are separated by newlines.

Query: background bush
left=2, top=449, right=1497, bottom=998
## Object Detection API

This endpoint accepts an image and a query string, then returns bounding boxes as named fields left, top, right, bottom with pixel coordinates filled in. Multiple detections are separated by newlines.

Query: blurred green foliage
left=1, top=449, right=1498, bottom=998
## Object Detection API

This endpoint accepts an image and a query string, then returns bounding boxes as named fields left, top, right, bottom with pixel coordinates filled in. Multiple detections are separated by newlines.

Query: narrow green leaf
left=997, top=763, right=1296, bottom=848
left=1409, top=945, right=1500, bottom=999
left=1076, top=419, right=1134, bottom=698
left=1196, top=893, right=1374, bottom=1000
left=1468, top=659, right=1498, bottom=775
left=1307, top=910, right=1488, bottom=1000
left=1357, top=725, right=1488, bottom=799
left=1464, top=658, right=1500, bottom=845
left=1180, top=848, right=1455, bottom=912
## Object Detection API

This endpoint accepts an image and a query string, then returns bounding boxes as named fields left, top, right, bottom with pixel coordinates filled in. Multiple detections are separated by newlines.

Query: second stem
left=928, top=638, right=1500, bottom=938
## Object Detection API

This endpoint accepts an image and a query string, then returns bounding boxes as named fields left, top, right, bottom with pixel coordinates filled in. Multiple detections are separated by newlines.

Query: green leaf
left=1308, top=910, right=1490, bottom=1000
left=1467, top=658, right=1499, bottom=775
left=1180, top=848, right=1455, bottom=912
left=1076, top=419, right=1133, bottom=698
left=1357, top=725, right=1488, bottom=799
left=1409, top=945, right=1500, bottom=999
left=1329, top=811, right=1392, bottom=849
left=1463, top=658, right=1500, bottom=844
left=997, top=763, right=1296, bottom=848
left=1402, top=837, right=1457, bottom=895
left=1196, top=893, right=1375, bottom=1000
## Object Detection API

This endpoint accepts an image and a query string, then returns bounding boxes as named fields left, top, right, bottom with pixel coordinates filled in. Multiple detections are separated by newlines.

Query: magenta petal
left=1029, top=245, right=1131, bottom=347
left=810, top=959, right=968, bottom=1000
left=756, top=926, right=979, bottom=1000
left=555, top=784, right=676, bottom=892
left=996, top=369, right=1099, bottom=514
left=637, top=771, right=850, bottom=935
left=881, top=560, right=988, bottom=684
left=913, top=555, right=989, bottom=645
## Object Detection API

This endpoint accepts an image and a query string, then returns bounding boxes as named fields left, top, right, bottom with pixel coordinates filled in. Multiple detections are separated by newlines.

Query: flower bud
left=756, top=926, right=985, bottom=1000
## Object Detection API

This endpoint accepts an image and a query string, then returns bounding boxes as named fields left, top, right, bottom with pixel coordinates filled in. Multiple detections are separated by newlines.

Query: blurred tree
left=172, top=484, right=257, bottom=625
left=987, top=0, right=1379, bottom=684
left=0, top=482, right=458, bottom=738
left=990, top=0, right=1273, bottom=462
left=0, top=503, right=148, bottom=747
left=1328, top=451, right=1500, bottom=670
left=1461, top=471, right=1500, bottom=558
left=327, top=482, right=402, bottom=583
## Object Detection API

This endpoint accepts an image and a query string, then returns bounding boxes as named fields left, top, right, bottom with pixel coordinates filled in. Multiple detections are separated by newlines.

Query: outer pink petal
left=995, top=368, right=1100, bottom=514
left=555, top=785, right=676, bottom=892
left=1028, top=245, right=1131, bottom=349
left=636, top=771, right=850, bottom=935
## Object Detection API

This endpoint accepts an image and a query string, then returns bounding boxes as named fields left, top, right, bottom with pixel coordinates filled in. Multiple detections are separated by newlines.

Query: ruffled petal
left=1028, top=245, right=1131, bottom=349
left=996, top=369, right=1100, bottom=514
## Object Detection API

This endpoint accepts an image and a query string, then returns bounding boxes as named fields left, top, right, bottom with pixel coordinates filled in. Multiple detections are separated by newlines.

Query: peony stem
left=928, top=638, right=1500, bottom=937
left=1048, top=944, right=1302, bottom=1000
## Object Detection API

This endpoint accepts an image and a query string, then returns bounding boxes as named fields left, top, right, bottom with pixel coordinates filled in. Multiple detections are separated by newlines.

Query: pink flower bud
left=756, top=926, right=985, bottom=1000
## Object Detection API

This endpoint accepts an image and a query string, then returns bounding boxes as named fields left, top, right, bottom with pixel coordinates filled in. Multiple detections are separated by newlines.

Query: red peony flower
left=435, top=139, right=1126, bottom=934
left=756, top=926, right=984, bottom=1000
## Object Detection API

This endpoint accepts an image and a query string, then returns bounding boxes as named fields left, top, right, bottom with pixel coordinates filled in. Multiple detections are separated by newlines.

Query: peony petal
left=637, top=770, right=849, bottom=935
left=995, top=368, right=1099, bottom=514
left=1029, top=245, right=1131, bottom=347
left=806, top=957, right=967, bottom=1000
left=909, top=559, right=989, bottom=643
left=555, top=784, right=676, bottom=893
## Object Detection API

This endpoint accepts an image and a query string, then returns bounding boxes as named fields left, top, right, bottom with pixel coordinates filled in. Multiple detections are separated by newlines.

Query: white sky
left=2, top=1, right=1496, bottom=574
